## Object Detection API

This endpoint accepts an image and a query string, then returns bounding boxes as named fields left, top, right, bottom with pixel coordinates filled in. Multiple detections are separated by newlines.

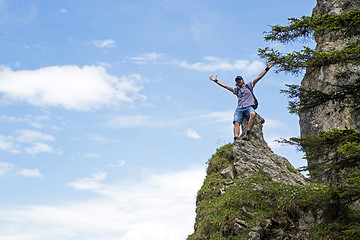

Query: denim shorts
left=233, top=106, right=255, bottom=124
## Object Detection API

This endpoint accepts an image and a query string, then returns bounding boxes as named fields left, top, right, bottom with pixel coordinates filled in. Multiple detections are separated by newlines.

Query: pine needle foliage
left=258, top=9, right=360, bottom=75
left=280, top=76, right=360, bottom=114
left=289, top=129, right=360, bottom=173
left=263, top=9, right=360, bottom=44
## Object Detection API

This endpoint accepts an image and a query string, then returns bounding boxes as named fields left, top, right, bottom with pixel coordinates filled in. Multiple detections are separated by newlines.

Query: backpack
left=245, top=84, right=258, bottom=110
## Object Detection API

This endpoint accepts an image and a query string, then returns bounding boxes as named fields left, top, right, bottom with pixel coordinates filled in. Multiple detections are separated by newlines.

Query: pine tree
left=258, top=5, right=360, bottom=204
left=258, top=9, right=360, bottom=237
left=259, top=9, right=360, bottom=114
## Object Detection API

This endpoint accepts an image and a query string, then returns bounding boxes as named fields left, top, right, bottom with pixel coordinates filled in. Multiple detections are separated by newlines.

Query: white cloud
left=193, top=110, right=233, bottom=123
left=109, top=160, right=126, bottom=167
left=106, top=110, right=234, bottom=130
left=0, top=161, right=15, bottom=176
left=67, top=171, right=107, bottom=190
left=0, top=115, right=50, bottom=128
left=178, top=56, right=264, bottom=74
left=0, top=65, right=145, bottom=111
left=15, top=129, right=54, bottom=143
left=17, top=168, right=42, bottom=178
left=91, top=39, right=116, bottom=48
left=0, top=135, right=19, bottom=153
left=127, top=52, right=165, bottom=64
left=185, top=128, right=202, bottom=139
left=25, top=142, right=54, bottom=156
left=0, top=130, right=55, bottom=156
left=263, top=118, right=284, bottom=129
left=59, top=8, right=66, bottom=13
left=88, top=134, right=117, bottom=145
left=0, top=167, right=205, bottom=240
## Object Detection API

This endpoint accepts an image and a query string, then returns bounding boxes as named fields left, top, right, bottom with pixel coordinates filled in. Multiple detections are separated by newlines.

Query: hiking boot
left=242, top=134, right=249, bottom=141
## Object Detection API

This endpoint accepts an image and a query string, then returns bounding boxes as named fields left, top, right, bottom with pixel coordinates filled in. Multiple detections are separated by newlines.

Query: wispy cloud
left=192, top=110, right=233, bottom=123
left=59, top=8, right=66, bottom=13
left=0, top=167, right=205, bottom=240
left=0, top=130, right=55, bottom=156
left=125, top=52, right=264, bottom=75
left=185, top=128, right=202, bottom=139
left=67, top=171, right=107, bottom=190
left=0, top=4, right=38, bottom=25
left=109, top=160, right=126, bottom=167
left=127, top=52, right=165, bottom=64
left=0, top=162, right=15, bottom=176
left=88, top=134, right=117, bottom=145
left=91, top=39, right=116, bottom=48
left=177, top=56, right=264, bottom=74
left=0, top=65, right=146, bottom=111
left=17, top=168, right=42, bottom=178
left=0, top=135, right=19, bottom=153
left=263, top=118, right=284, bottom=129
left=0, top=115, right=50, bottom=128
left=25, top=142, right=54, bottom=156
left=106, top=110, right=234, bottom=129
left=15, top=129, right=54, bottom=143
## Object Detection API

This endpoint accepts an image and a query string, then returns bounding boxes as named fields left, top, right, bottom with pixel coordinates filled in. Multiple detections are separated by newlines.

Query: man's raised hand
left=209, top=75, right=218, bottom=82
left=266, top=62, right=274, bottom=69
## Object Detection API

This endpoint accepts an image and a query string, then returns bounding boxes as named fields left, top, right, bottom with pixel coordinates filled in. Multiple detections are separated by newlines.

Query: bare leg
left=247, top=112, right=256, bottom=131
left=234, top=122, right=240, bottom=138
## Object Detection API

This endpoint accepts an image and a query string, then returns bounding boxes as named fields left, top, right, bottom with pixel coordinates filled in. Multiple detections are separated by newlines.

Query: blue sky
left=0, top=0, right=316, bottom=239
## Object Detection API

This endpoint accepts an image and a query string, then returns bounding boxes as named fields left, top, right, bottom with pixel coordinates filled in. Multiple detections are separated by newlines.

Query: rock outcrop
left=233, top=115, right=307, bottom=186
left=188, top=115, right=313, bottom=240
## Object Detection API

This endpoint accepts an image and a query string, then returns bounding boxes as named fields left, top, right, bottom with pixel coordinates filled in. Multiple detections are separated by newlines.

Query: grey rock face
left=299, top=0, right=360, bottom=183
left=221, top=166, right=234, bottom=179
left=233, top=114, right=307, bottom=186
left=300, top=0, right=360, bottom=137
left=312, top=0, right=360, bottom=16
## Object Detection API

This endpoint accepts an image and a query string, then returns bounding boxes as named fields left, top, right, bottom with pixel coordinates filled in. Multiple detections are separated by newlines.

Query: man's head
left=235, top=75, right=244, bottom=87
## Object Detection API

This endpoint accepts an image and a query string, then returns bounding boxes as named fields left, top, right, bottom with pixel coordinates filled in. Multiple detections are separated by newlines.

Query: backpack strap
left=245, top=84, right=258, bottom=110
left=245, top=84, right=253, bottom=93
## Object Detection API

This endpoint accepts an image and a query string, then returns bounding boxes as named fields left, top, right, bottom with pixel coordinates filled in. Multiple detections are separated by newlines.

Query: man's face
left=236, top=78, right=244, bottom=87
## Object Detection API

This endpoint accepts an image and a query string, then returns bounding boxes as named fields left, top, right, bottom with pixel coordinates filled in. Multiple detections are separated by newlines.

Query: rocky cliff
left=299, top=0, right=360, bottom=184
left=232, top=115, right=306, bottom=186
left=299, top=0, right=360, bottom=136
left=188, top=115, right=321, bottom=240
left=188, top=114, right=360, bottom=240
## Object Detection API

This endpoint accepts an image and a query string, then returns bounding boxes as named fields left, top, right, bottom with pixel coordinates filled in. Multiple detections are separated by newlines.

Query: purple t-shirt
left=233, top=82, right=255, bottom=109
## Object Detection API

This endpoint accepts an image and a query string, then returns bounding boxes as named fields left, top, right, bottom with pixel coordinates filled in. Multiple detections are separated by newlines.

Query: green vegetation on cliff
left=188, top=144, right=360, bottom=240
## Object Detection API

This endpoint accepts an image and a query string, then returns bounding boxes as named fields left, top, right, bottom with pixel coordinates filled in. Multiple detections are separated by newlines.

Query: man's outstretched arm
left=252, top=62, right=274, bottom=86
left=209, top=75, right=234, bottom=92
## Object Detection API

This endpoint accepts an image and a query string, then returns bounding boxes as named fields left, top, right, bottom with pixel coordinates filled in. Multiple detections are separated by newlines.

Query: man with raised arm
left=209, top=62, right=273, bottom=142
